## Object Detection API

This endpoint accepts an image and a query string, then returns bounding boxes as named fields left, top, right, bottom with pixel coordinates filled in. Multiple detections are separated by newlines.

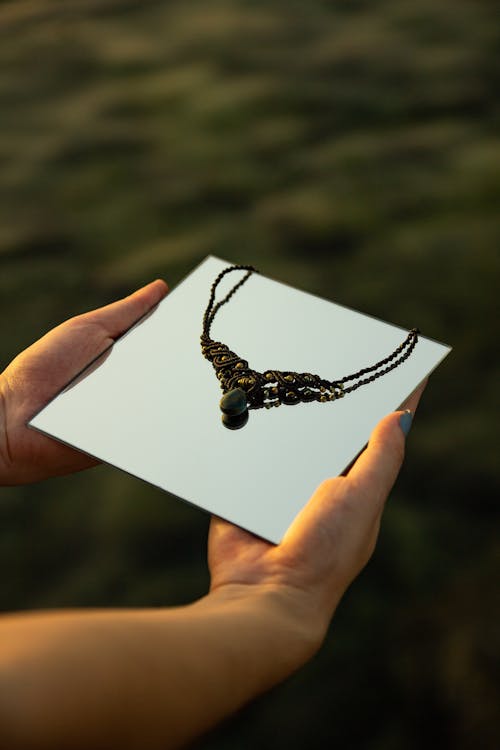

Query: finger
left=346, top=412, right=406, bottom=514
left=86, top=280, right=169, bottom=339
left=347, top=379, right=427, bottom=496
left=283, top=380, right=428, bottom=546
left=346, top=379, right=426, bottom=512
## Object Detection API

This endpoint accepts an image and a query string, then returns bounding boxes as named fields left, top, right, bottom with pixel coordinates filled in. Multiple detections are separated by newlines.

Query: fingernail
left=399, top=410, right=413, bottom=437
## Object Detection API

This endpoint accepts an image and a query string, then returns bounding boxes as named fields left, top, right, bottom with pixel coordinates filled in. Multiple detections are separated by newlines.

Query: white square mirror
left=29, top=256, right=451, bottom=543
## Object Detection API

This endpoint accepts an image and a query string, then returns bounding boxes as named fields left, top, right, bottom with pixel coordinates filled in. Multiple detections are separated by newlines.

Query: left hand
left=0, top=280, right=168, bottom=485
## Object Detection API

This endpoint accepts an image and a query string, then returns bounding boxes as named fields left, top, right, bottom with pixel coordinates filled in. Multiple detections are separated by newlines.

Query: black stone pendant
left=220, top=388, right=247, bottom=416
left=220, top=387, right=248, bottom=429
left=221, top=410, right=249, bottom=430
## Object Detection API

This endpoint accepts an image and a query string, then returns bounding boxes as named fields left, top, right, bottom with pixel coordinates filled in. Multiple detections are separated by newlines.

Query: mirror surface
left=30, top=256, right=451, bottom=543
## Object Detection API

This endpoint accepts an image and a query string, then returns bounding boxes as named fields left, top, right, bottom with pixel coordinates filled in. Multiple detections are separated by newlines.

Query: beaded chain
left=201, top=264, right=419, bottom=429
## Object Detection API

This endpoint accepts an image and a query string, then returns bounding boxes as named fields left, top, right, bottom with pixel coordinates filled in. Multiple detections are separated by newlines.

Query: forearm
left=0, top=587, right=324, bottom=750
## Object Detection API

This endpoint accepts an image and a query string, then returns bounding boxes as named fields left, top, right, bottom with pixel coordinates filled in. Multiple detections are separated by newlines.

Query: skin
left=0, top=280, right=426, bottom=749
left=0, top=280, right=170, bottom=485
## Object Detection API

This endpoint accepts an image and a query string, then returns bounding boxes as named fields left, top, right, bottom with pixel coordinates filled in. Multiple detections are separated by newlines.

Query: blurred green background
left=0, top=1, right=498, bottom=748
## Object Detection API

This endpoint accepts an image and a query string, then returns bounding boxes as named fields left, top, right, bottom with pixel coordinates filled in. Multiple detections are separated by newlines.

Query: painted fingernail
left=399, top=410, right=413, bottom=437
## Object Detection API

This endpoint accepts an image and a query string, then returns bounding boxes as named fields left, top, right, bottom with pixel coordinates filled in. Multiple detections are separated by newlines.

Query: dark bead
left=220, top=388, right=248, bottom=416
left=301, top=388, right=316, bottom=402
left=222, top=410, right=249, bottom=430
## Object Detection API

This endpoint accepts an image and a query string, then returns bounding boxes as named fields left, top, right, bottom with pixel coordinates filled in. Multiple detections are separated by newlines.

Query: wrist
left=202, top=582, right=330, bottom=669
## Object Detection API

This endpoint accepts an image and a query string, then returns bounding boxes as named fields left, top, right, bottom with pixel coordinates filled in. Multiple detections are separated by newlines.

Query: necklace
left=201, top=264, right=419, bottom=429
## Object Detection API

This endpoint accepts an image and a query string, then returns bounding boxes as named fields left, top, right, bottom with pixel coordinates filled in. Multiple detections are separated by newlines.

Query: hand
left=208, top=382, right=427, bottom=654
left=0, top=280, right=168, bottom=485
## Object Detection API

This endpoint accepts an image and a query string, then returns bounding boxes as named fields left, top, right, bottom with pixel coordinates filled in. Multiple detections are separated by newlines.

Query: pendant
left=220, top=387, right=249, bottom=430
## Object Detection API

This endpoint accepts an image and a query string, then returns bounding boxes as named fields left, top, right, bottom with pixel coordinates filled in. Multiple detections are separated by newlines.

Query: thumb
left=346, top=411, right=409, bottom=515
left=85, top=279, right=169, bottom=340
left=4, top=280, right=169, bottom=405
left=346, top=379, right=427, bottom=513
